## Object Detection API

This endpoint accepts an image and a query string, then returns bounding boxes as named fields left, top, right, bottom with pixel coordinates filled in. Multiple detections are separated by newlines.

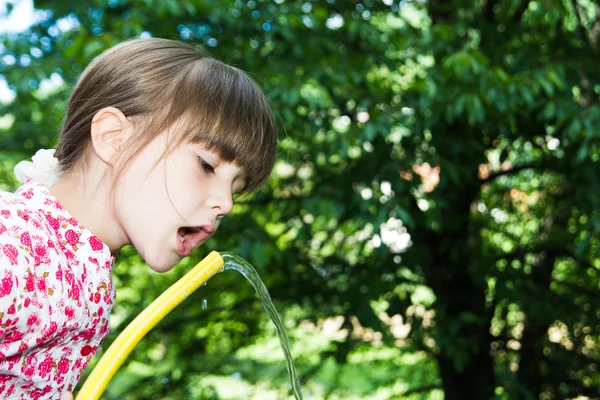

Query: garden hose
left=75, top=251, right=224, bottom=399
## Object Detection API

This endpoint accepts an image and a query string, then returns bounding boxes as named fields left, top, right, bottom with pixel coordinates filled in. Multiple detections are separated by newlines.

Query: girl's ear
left=90, top=107, right=133, bottom=166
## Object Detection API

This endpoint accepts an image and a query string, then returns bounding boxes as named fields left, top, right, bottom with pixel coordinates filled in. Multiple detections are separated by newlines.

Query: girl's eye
left=199, top=157, right=215, bottom=174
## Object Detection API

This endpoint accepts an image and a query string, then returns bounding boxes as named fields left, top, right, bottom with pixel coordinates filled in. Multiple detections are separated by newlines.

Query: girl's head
left=53, top=38, right=277, bottom=271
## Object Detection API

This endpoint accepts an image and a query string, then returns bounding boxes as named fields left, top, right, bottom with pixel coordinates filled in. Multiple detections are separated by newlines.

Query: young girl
left=0, top=37, right=277, bottom=399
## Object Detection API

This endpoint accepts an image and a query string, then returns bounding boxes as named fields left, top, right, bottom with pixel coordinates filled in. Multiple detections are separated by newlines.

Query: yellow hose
left=75, top=251, right=224, bottom=399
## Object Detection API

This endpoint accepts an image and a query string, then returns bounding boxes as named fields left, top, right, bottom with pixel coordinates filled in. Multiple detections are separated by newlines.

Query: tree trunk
left=517, top=251, right=557, bottom=398
left=418, top=174, right=496, bottom=400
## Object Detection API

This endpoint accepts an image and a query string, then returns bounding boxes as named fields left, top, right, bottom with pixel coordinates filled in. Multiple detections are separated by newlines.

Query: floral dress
left=0, top=181, right=115, bottom=399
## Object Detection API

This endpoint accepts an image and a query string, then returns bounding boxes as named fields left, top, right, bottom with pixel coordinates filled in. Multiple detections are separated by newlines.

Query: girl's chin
left=143, top=254, right=179, bottom=273
left=147, top=263, right=177, bottom=273
left=135, top=240, right=180, bottom=273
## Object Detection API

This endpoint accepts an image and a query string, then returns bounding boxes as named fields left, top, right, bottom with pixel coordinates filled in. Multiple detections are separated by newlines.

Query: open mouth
left=178, top=227, right=201, bottom=243
left=176, top=225, right=214, bottom=257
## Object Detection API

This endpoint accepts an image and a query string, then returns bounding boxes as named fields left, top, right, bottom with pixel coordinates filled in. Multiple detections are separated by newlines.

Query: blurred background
left=1, top=0, right=599, bottom=399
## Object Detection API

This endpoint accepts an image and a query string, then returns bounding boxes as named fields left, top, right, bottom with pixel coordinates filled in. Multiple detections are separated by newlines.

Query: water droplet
left=203, top=282, right=207, bottom=286
left=202, top=298, right=207, bottom=310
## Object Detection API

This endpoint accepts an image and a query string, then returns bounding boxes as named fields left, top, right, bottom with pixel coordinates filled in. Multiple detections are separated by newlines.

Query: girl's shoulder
left=0, top=182, right=64, bottom=248
left=1, top=181, right=64, bottom=214
left=0, top=185, right=26, bottom=206
left=0, top=185, right=37, bottom=224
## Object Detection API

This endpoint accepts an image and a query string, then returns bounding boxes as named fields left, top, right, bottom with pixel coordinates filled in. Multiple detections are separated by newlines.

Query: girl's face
left=114, top=132, right=246, bottom=272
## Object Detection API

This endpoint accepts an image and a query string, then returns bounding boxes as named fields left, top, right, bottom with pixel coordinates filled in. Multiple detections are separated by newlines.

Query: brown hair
left=55, top=37, right=277, bottom=193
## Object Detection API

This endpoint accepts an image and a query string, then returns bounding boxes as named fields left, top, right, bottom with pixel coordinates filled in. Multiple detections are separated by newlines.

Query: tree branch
left=481, top=162, right=537, bottom=184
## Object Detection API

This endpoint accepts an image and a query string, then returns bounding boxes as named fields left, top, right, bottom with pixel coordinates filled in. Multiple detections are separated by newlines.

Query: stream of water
left=220, top=252, right=304, bottom=400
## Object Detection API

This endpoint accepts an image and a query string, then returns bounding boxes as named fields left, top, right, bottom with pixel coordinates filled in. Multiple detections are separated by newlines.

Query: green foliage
left=1, top=0, right=600, bottom=399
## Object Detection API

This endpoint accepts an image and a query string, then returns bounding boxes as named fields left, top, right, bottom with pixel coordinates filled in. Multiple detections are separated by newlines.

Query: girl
left=0, top=37, right=277, bottom=399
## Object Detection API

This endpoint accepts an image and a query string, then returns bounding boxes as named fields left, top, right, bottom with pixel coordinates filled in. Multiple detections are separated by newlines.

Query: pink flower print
left=81, top=266, right=88, bottom=283
left=55, top=265, right=62, bottom=281
left=34, top=244, right=47, bottom=258
left=69, top=285, right=81, bottom=303
left=2, top=244, right=18, bottom=265
left=79, top=358, right=92, bottom=378
left=25, top=274, right=35, bottom=292
left=43, top=321, right=57, bottom=338
left=5, top=384, right=15, bottom=397
left=89, top=236, right=104, bottom=251
left=6, top=353, right=20, bottom=369
left=44, top=199, right=63, bottom=211
left=64, top=306, right=74, bottom=320
left=16, top=210, right=29, bottom=222
left=33, top=244, right=50, bottom=267
left=80, top=345, right=93, bottom=357
left=21, top=189, right=34, bottom=199
left=32, top=219, right=42, bottom=229
left=27, top=312, right=40, bottom=327
left=38, top=355, right=53, bottom=377
left=94, top=293, right=101, bottom=304
left=99, top=323, right=108, bottom=336
left=60, top=346, right=73, bottom=357
left=68, top=217, right=78, bottom=226
left=54, top=375, right=65, bottom=387
left=0, top=222, right=6, bottom=236
left=7, top=304, right=15, bottom=314
left=0, top=271, right=14, bottom=297
left=64, top=269, right=74, bottom=285
left=25, top=351, right=39, bottom=365
left=57, top=358, right=69, bottom=375
left=43, top=198, right=64, bottom=211
left=22, top=355, right=36, bottom=378
left=64, top=250, right=75, bottom=261
left=20, top=232, right=31, bottom=248
left=1, top=210, right=10, bottom=219
left=65, top=229, right=79, bottom=246
left=45, top=214, right=59, bottom=231
left=5, top=329, right=22, bottom=343
left=36, top=276, right=47, bottom=292
left=23, top=297, right=31, bottom=307
left=81, top=327, right=96, bottom=340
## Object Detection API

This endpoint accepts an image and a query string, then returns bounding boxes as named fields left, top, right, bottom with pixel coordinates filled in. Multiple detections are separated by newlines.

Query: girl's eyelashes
left=199, top=157, right=215, bottom=174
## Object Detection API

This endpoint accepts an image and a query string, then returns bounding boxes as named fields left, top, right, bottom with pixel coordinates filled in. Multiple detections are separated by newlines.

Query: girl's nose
left=207, top=190, right=234, bottom=217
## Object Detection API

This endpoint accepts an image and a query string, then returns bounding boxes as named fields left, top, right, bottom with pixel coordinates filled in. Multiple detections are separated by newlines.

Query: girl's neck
left=49, top=162, right=127, bottom=255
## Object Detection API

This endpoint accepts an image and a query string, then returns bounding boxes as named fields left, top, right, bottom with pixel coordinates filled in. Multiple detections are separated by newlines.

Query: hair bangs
left=171, top=58, right=278, bottom=193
